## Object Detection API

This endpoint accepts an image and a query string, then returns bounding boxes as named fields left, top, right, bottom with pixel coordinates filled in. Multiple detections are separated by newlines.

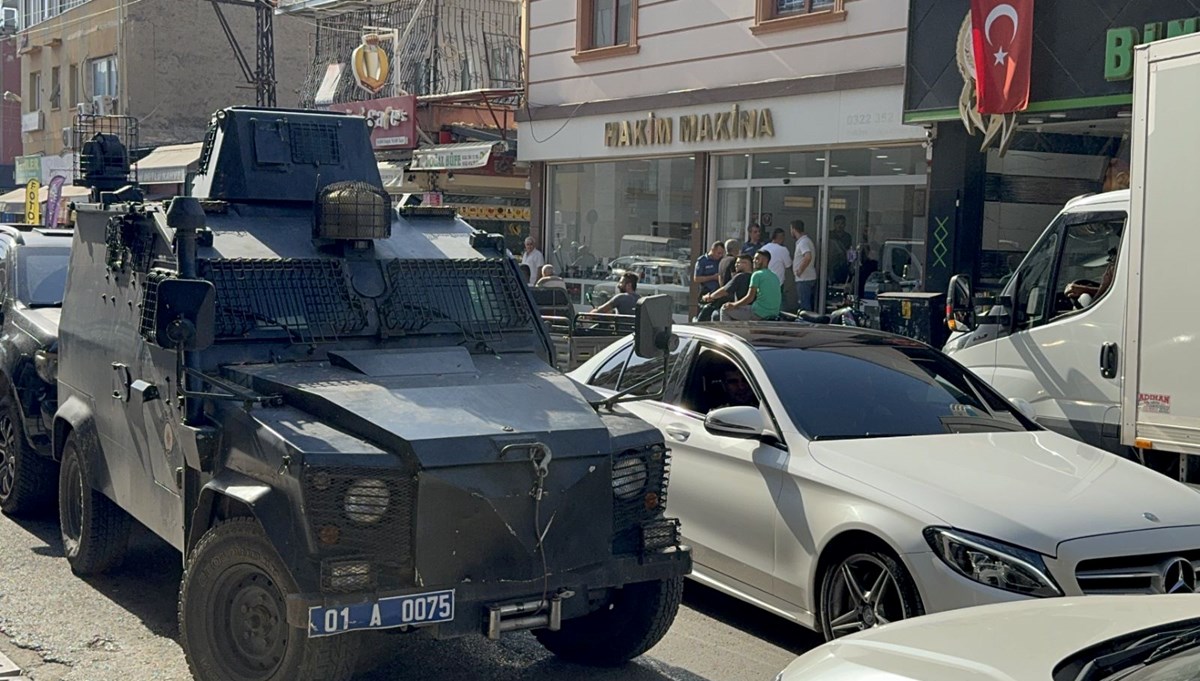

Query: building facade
left=519, top=0, right=927, bottom=318
left=282, top=0, right=530, bottom=251
left=0, top=0, right=20, bottom=190
left=903, top=0, right=1180, bottom=294
left=15, top=0, right=314, bottom=189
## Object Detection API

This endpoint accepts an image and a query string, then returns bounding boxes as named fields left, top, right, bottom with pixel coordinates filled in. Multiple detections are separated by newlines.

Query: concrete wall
left=18, top=0, right=315, bottom=154
left=526, top=0, right=909, bottom=107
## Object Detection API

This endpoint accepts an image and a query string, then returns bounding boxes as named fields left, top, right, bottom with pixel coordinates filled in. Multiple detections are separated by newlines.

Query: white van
left=940, top=191, right=1187, bottom=475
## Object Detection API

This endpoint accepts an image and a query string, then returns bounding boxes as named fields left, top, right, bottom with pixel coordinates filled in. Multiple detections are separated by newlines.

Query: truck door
left=990, top=210, right=1126, bottom=451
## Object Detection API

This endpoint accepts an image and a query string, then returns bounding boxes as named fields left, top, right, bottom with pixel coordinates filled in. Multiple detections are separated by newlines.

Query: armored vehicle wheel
left=534, top=576, right=683, bottom=666
left=179, top=519, right=359, bottom=681
left=0, top=391, right=56, bottom=517
left=58, top=433, right=131, bottom=575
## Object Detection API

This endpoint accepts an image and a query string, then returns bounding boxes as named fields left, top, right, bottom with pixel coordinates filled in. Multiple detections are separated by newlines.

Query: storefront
left=521, top=86, right=929, bottom=318
left=903, top=1, right=1192, bottom=292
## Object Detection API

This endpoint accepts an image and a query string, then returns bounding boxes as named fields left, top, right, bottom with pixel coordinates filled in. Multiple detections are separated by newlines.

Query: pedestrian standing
left=694, top=241, right=725, bottom=297
left=740, top=223, right=766, bottom=255
left=791, top=220, right=817, bottom=312
left=523, top=237, right=546, bottom=286
left=718, top=239, right=740, bottom=287
left=760, top=228, right=792, bottom=294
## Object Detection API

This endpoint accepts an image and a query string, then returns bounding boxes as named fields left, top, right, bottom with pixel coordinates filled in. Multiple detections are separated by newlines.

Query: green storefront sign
left=1106, top=18, right=1200, bottom=81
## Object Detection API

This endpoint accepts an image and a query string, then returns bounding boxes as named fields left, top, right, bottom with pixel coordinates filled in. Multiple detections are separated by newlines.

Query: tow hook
left=486, top=589, right=575, bottom=640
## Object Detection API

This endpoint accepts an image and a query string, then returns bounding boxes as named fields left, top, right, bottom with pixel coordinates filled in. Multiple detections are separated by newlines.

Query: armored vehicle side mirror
left=634, top=294, right=674, bottom=359
left=153, top=279, right=216, bottom=351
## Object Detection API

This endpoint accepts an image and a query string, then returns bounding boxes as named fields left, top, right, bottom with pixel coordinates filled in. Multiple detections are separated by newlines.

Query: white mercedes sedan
left=568, top=324, right=1200, bottom=640
left=776, top=595, right=1200, bottom=681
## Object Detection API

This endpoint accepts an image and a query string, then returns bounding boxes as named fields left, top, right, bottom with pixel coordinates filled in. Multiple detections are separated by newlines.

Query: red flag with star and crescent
left=971, top=0, right=1035, bottom=114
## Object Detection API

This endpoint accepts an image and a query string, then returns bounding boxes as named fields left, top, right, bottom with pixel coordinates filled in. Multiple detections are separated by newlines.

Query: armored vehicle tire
left=0, top=391, right=56, bottom=517
left=58, top=433, right=131, bottom=575
left=534, top=576, right=684, bottom=666
left=179, top=519, right=360, bottom=681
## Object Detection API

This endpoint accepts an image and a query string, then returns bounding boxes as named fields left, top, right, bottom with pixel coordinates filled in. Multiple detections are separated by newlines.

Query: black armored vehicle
left=55, top=108, right=690, bottom=681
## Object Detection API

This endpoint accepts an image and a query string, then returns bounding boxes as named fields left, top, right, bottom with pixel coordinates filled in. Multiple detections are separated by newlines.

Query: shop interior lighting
left=1049, top=113, right=1068, bottom=119
left=1028, top=118, right=1044, bottom=124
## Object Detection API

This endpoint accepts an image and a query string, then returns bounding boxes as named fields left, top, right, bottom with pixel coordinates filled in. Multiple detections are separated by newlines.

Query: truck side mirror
left=946, top=274, right=977, bottom=333
left=634, top=294, right=674, bottom=359
left=153, top=279, right=216, bottom=351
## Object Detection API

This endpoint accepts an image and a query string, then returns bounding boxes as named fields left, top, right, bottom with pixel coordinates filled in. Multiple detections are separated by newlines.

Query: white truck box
left=1123, top=34, right=1200, bottom=457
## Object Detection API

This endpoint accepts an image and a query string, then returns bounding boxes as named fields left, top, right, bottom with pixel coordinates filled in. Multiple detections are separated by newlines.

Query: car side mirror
left=946, top=274, right=977, bottom=333
left=704, top=406, right=766, bottom=439
left=634, top=294, right=674, bottom=359
left=152, top=278, right=215, bottom=351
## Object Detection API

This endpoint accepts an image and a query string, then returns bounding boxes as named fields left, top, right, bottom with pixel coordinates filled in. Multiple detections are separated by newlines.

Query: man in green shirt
left=721, top=250, right=781, bottom=321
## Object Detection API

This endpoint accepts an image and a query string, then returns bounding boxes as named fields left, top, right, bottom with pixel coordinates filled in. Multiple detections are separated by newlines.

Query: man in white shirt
left=791, top=220, right=817, bottom=312
left=759, top=228, right=792, bottom=296
left=522, top=237, right=545, bottom=285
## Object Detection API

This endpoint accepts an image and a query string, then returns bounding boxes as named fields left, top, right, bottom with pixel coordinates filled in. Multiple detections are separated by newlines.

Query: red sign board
left=328, top=95, right=418, bottom=151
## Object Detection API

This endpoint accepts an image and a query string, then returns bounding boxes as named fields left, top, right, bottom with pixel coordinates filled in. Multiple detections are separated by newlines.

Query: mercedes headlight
left=344, top=479, right=389, bottom=524
left=612, top=456, right=649, bottom=500
left=924, top=527, right=1062, bottom=598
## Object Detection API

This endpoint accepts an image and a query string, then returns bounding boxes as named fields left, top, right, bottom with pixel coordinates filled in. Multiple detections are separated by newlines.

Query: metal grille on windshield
left=379, top=259, right=533, bottom=342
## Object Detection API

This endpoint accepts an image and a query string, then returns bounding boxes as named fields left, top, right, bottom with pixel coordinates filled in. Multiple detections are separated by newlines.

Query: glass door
left=757, top=186, right=821, bottom=311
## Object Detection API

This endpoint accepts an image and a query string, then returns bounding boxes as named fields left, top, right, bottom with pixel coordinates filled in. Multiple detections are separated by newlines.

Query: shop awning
left=134, top=142, right=203, bottom=185
left=0, top=185, right=90, bottom=214
left=409, top=141, right=507, bottom=171
left=378, top=161, right=406, bottom=189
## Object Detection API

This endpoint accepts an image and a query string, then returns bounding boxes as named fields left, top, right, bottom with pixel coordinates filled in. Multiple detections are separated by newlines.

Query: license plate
left=307, top=589, right=455, bottom=638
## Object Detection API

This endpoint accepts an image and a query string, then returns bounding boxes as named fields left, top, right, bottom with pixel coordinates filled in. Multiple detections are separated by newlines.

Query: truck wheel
left=534, top=576, right=683, bottom=666
left=0, top=392, right=56, bottom=517
left=179, top=519, right=359, bottom=681
left=58, top=433, right=131, bottom=575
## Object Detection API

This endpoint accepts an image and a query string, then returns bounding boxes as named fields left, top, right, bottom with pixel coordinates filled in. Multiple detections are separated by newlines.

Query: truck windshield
left=758, top=340, right=1032, bottom=441
left=17, top=247, right=71, bottom=307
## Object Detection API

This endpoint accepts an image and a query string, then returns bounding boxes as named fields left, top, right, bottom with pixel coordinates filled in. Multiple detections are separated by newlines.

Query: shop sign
left=604, top=106, right=775, bottom=148
left=351, top=33, right=390, bottom=94
left=14, top=155, right=41, bottom=185
left=1107, top=17, right=1200, bottom=81
left=410, top=142, right=500, bottom=171
left=328, top=95, right=417, bottom=150
left=23, top=180, right=39, bottom=225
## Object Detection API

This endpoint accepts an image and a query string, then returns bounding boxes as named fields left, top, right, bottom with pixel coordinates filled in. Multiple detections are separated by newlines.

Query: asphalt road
left=0, top=512, right=823, bottom=681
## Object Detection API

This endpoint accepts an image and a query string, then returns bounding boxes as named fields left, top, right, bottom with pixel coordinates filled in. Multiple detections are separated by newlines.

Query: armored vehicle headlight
left=344, top=479, right=390, bottom=524
left=612, top=456, right=649, bottom=500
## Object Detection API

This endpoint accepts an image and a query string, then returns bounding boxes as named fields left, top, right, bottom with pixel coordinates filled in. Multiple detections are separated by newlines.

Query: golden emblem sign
left=352, top=33, right=390, bottom=94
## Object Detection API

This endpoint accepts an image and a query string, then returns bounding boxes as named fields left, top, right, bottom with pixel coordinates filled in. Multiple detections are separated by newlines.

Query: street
left=0, top=512, right=820, bottom=681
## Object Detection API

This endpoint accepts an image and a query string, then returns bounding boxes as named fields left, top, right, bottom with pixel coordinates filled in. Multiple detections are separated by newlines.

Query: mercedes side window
left=1048, top=216, right=1125, bottom=321
left=589, top=345, right=632, bottom=391
left=617, top=337, right=693, bottom=398
left=677, top=348, right=760, bottom=415
left=1013, top=223, right=1060, bottom=330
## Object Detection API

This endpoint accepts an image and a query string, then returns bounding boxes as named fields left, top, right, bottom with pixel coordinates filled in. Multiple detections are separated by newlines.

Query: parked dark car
left=0, top=224, right=71, bottom=516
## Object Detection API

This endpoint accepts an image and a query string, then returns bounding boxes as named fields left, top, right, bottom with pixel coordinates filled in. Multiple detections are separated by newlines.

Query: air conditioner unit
left=62, top=126, right=75, bottom=150
left=76, top=101, right=92, bottom=116
left=92, top=95, right=115, bottom=115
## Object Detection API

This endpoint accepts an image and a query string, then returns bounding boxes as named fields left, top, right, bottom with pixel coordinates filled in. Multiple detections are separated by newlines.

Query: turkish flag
left=971, top=0, right=1035, bottom=114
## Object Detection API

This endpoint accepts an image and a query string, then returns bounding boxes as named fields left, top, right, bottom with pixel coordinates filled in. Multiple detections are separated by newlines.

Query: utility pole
left=210, top=0, right=277, bottom=108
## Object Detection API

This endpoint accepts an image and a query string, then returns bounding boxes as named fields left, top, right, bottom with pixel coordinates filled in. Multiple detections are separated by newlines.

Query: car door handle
left=664, top=426, right=690, bottom=442
left=1100, top=342, right=1119, bottom=379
